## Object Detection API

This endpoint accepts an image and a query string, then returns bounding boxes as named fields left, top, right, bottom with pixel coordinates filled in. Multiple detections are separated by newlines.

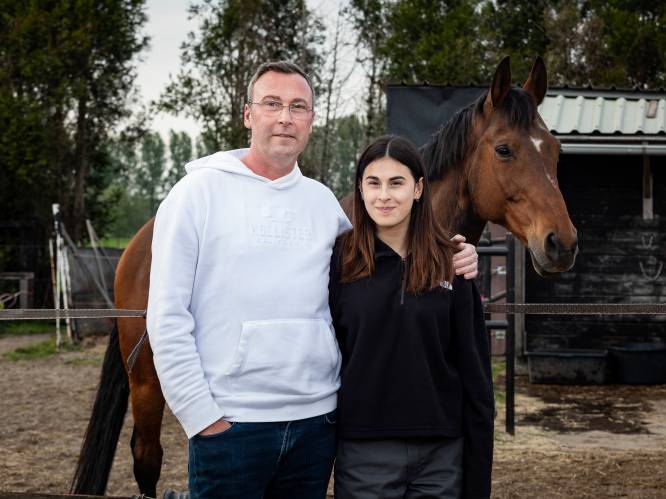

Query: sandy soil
left=1, top=334, right=665, bottom=498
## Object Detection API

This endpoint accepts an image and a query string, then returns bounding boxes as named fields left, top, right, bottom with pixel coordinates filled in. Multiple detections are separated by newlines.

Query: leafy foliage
left=585, top=0, right=665, bottom=88
left=164, top=130, right=194, bottom=192
left=103, top=129, right=195, bottom=238
left=0, top=0, right=149, bottom=241
left=383, top=0, right=488, bottom=84
left=301, top=114, right=365, bottom=198
left=345, top=0, right=391, bottom=142
left=137, top=132, right=167, bottom=214
left=159, top=0, right=325, bottom=152
left=481, top=0, right=552, bottom=80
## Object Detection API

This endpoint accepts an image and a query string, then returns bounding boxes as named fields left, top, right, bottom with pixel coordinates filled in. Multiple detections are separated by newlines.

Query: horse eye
left=495, top=145, right=512, bottom=158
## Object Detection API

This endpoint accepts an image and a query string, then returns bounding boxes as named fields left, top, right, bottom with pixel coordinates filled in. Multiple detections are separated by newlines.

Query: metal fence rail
left=0, top=309, right=145, bottom=320
left=3, top=303, right=666, bottom=321
left=484, top=303, right=666, bottom=315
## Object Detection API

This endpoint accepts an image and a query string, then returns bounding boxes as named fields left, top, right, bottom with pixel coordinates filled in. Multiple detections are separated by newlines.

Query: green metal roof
left=539, top=90, right=666, bottom=137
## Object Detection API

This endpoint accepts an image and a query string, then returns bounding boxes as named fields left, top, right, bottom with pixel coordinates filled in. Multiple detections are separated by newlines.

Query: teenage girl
left=330, top=135, right=494, bottom=499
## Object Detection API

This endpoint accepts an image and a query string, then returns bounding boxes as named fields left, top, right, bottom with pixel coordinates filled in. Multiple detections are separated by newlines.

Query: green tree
left=481, top=0, right=551, bottom=79
left=159, top=0, right=325, bottom=152
left=585, top=0, right=666, bottom=88
left=345, top=0, right=391, bottom=142
left=347, top=0, right=488, bottom=141
left=101, top=182, right=150, bottom=239
left=497, top=0, right=666, bottom=88
left=136, top=132, right=166, bottom=215
left=0, top=0, right=148, bottom=241
left=301, top=114, right=365, bottom=198
left=383, top=0, right=487, bottom=84
left=164, top=130, right=193, bottom=191
left=195, top=131, right=219, bottom=158
left=542, top=0, right=589, bottom=86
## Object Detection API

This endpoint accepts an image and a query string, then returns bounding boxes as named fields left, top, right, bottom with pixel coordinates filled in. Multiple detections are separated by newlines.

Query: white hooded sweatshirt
left=147, top=148, right=351, bottom=438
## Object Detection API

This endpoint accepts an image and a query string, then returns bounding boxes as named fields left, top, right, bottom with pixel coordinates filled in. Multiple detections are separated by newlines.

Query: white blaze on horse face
left=545, top=171, right=557, bottom=188
left=531, top=136, right=543, bottom=153
left=530, top=131, right=558, bottom=189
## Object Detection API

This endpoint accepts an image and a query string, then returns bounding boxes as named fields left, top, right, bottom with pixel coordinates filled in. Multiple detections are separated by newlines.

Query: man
left=147, top=61, right=479, bottom=499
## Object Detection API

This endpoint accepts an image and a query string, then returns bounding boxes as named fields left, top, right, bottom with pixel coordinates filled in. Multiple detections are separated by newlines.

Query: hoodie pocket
left=226, top=318, right=341, bottom=397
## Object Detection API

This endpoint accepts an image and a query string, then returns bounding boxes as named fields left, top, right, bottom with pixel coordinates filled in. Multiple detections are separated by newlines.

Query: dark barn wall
left=525, top=153, right=666, bottom=350
left=0, top=219, right=50, bottom=307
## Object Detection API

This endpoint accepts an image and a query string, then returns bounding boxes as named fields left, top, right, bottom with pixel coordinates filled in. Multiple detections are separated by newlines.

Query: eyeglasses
left=248, top=100, right=313, bottom=120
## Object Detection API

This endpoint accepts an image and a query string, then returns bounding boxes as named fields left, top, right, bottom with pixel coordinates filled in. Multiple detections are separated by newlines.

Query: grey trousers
left=334, top=437, right=463, bottom=499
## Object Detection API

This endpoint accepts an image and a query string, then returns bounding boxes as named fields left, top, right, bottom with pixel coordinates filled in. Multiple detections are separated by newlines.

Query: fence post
left=506, top=233, right=515, bottom=435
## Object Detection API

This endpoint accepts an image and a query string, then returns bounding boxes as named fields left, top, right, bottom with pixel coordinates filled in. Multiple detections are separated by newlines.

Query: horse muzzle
left=528, top=229, right=578, bottom=276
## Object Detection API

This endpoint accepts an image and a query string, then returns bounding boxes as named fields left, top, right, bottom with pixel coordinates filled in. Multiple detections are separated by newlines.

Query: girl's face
left=360, top=157, right=423, bottom=233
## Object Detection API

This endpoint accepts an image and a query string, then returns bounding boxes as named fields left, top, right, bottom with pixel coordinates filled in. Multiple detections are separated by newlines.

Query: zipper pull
left=400, top=258, right=406, bottom=305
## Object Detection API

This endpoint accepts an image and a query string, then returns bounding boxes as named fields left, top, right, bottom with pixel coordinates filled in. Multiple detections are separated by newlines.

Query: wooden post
left=48, top=238, right=57, bottom=314
left=514, top=237, right=526, bottom=366
left=18, top=275, right=29, bottom=309
left=52, top=204, right=72, bottom=347
left=643, top=146, right=652, bottom=221
left=506, top=233, right=516, bottom=436
left=52, top=206, right=62, bottom=348
left=61, top=245, right=73, bottom=342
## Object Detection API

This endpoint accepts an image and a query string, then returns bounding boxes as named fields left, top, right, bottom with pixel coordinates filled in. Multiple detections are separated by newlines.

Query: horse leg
left=129, top=378, right=166, bottom=498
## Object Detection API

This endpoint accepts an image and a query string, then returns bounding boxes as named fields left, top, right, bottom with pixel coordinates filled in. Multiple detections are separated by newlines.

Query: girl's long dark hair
left=340, top=135, right=458, bottom=292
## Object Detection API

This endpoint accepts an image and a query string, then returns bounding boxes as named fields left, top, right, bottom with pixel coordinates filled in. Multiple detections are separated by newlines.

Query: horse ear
left=523, top=56, right=547, bottom=105
left=487, top=56, right=512, bottom=110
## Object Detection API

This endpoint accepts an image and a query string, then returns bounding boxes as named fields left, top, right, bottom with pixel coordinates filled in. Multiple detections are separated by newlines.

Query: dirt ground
left=1, top=334, right=665, bottom=499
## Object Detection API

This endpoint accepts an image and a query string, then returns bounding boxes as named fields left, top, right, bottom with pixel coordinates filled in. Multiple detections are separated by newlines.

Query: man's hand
left=199, top=418, right=232, bottom=436
left=451, top=234, right=478, bottom=280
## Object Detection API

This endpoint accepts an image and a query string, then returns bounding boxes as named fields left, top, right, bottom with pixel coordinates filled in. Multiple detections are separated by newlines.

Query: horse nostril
left=545, top=232, right=559, bottom=262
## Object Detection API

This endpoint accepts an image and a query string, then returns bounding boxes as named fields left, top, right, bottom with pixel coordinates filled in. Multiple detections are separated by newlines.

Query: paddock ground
left=0, top=333, right=665, bottom=499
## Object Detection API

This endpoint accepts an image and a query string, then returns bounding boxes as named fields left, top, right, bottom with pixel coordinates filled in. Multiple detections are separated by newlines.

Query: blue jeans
left=188, top=410, right=337, bottom=499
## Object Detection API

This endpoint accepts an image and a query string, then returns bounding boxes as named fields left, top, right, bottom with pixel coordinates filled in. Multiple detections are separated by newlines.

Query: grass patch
left=0, top=321, right=54, bottom=337
left=494, top=388, right=506, bottom=406
left=64, top=356, right=103, bottom=366
left=492, top=359, right=507, bottom=406
left=87, top=237, right=131, bottom=249
left=3, top=338, right=80, bottom=361
left=492, top=359, right=506, bottom=381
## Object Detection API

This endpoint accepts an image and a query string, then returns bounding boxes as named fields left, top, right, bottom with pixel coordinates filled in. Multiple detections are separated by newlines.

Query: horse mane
left=421, top=87, right=537, bottom=181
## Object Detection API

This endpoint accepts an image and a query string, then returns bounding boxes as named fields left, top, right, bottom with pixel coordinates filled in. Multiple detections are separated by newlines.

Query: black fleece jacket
left=329, top=238, right=494, bottom=498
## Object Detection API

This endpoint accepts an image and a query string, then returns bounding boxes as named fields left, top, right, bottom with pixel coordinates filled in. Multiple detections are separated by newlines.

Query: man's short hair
left=247, top=61, right=315, bottom=108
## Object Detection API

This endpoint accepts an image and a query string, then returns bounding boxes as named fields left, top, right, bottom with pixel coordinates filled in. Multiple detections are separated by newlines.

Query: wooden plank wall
left=525, top=153, right=666, bottom=351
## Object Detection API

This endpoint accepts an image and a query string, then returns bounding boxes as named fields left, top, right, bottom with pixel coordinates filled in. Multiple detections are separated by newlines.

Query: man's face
left=244, top=71, right=315, bottom=163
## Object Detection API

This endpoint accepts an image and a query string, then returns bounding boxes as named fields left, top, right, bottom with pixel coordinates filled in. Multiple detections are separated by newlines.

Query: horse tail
left=70, top=321, right=129, bottom=495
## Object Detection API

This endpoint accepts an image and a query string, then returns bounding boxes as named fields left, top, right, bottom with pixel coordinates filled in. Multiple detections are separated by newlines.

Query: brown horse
left=71, top=56, right=577, bottom=497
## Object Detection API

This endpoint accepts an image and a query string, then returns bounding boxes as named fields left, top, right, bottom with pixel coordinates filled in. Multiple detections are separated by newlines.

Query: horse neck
left=431, top=159, right=487, bottom=246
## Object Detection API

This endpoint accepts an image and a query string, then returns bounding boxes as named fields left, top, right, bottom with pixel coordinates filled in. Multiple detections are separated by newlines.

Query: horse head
left=467, top=56, right=578, bottom=275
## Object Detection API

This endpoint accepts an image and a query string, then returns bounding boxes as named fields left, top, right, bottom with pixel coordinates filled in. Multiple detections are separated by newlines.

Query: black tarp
left=385, top=85, right=487, bottom=147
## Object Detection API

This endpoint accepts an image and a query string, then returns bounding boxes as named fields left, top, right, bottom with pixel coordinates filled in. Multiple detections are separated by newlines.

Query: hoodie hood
left=184, top=148, right=302, bottom=190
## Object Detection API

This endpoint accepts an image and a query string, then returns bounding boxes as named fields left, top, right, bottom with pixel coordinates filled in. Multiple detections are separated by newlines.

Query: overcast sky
left=134, top=0, right=200, bottom=139
left=135, top=0, right=362, bottom=143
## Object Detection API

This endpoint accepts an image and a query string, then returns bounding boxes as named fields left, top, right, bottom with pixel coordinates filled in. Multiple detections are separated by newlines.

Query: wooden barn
left=526, top=89, right=666, bottom=348
left=386, top=84, right=666, bottom=383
